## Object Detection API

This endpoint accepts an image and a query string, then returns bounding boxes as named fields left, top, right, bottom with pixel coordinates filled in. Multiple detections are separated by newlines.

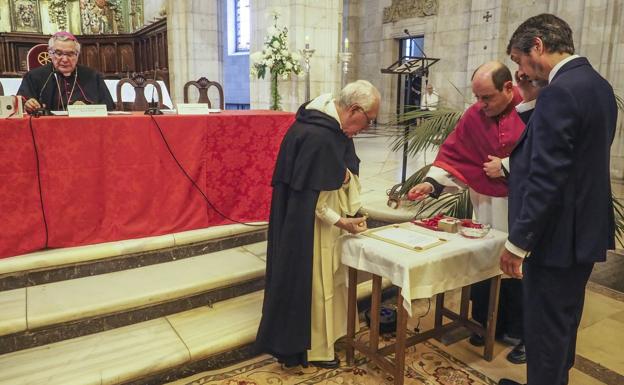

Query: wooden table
left=339, top=224, right=506, bottom=385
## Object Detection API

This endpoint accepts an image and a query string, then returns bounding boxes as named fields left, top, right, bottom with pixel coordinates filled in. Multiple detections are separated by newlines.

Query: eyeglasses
left=49, top=50, right=78, bottom=58
left=356, top=106, right=375, bottom=127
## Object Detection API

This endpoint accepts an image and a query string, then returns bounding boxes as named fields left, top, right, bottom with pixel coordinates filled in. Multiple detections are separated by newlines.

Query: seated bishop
left=18, top=31, right=115, bottom=113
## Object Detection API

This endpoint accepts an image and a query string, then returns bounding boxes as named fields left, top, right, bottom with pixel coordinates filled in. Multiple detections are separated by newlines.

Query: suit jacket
left=508, top=57, right=617, bottom=267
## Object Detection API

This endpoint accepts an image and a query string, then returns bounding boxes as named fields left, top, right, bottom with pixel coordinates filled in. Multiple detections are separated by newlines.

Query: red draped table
left=0, top=111, right=295, bottom=258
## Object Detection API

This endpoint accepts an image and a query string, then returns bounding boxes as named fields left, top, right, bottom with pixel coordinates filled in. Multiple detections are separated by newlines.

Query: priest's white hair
left=338, top=80, right=381, bottom=112
left=48, top=34, right=81, bottom=54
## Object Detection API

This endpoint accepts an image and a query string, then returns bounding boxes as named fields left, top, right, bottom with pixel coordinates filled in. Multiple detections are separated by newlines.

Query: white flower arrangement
left=250, top=11, right=302, bottom=110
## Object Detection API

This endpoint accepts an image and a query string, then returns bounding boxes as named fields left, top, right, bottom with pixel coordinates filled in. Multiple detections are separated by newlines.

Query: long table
left=0, top=111, right=294, bottom=258
left=339, top=223, right=506, bottom=385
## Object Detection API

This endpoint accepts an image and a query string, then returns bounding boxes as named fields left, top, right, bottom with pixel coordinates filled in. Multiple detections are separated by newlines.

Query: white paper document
left=67, top=104, right=107, bottom=117
left=177, top=103, right=210, bottom=115
left=367, top=227, right=443, bottom=250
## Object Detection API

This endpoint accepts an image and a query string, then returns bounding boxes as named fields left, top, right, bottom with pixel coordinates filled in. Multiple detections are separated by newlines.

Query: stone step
left=0, top=280, right=391, bottom=385
left=0, top=291, right=263, bottom=385
left=0, top=241, right=268, bottom=354
left=0, top=224, right=267, bottom=291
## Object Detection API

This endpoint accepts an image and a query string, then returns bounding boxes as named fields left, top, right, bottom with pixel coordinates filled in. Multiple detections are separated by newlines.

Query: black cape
left=255, top=102, right=359, bottom=365
left=17, top=63, right=115, bottom=111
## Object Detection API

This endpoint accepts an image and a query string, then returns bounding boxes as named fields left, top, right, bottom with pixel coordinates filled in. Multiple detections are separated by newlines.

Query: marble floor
left=168, top=132, right=624, bottom=385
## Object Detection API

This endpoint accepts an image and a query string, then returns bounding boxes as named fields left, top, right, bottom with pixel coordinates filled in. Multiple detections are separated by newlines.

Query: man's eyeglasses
left=356, top=106, right=375, bottom=127
left=49, top=50, right=78, bottom=59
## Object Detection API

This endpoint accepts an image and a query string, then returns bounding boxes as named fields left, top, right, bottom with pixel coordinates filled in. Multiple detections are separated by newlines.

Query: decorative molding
left=10, top=0, right=42, bottom=33
left=383, top=0, right=438, bottom=24
left=129, top=0, right=143, bottom=31
left=48, top=0, right=69, bottom=31
left=79, top=0, right=126, bottom=34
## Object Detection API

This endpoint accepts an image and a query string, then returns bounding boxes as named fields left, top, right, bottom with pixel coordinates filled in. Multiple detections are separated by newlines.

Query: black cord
left=414, top=297, right=431, bottom=333
left=148, top=114, right=265, bottom=227
left=28, top=115, right=49, bottom=247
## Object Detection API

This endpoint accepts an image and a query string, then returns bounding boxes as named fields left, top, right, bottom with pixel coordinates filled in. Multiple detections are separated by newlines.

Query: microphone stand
left=144, top=65, right=163, bottom=115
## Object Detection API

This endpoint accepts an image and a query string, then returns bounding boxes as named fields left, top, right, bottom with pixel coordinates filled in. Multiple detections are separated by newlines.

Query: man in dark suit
left=498, top=14, right=618, bottom=385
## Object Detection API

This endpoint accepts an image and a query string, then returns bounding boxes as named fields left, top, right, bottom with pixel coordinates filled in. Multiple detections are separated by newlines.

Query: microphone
left=31, top=65, right=54, bottom=116
left=404, top=29, right=411, bottom=37
left=145, top=63, right=163, bottom=115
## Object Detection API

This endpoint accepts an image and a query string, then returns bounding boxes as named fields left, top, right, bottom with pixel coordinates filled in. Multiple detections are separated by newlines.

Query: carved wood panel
left=0, top=18, right=168, bottom=88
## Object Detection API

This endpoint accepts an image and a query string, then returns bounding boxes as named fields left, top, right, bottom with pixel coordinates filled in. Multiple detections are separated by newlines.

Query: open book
left=364, top=225, right=446, bottom=251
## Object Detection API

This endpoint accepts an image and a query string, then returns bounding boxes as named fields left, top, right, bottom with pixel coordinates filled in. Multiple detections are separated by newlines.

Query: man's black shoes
left=506, top=343, right=526, bottom=364
left=467, top=334, right=526, bottom=364
left=309, top=356, right=340, bottom=369
left=468, top=333, right=522, bottom=347
left=498, top=379, right=524, bottom=385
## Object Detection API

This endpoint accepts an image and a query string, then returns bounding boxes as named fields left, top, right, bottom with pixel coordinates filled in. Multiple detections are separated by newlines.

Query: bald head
left=472, top=61, right=512, bottom=91
left=471, top=61, right=514, bottom=117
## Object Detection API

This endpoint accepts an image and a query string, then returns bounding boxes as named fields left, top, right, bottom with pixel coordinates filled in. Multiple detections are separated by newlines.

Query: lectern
left=382, top=56, right=439, bottom=183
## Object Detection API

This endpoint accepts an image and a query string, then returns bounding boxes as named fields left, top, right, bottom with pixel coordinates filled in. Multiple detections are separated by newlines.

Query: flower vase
left=270, top=72, right=281, bottom=111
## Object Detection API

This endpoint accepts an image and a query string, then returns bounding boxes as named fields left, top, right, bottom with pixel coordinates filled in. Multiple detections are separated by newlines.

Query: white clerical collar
left=306, top=93, right=342, bottom=128
left=548, top=54, right=580, bottom=83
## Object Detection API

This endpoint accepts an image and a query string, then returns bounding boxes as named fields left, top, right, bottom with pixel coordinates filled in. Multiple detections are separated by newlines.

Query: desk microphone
left=31, top=66, right=54, bottom=116
left=145, top=63, right=162, bottom=115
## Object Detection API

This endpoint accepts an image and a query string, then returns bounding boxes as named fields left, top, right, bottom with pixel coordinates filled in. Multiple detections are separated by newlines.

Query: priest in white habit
left=256, top=80, right=380, bottom=369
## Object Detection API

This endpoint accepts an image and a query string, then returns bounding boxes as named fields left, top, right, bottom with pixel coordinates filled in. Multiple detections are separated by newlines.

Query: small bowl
left=458, top=222, right=491, bottom=239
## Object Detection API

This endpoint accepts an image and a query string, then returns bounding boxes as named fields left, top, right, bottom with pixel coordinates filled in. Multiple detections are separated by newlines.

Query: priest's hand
left=500, top=248, right=523, bottom=279
left=483, top=155, right=503, bottom=178
left=337, top=217, right=368, bottom=234
left=24, top=98, right=42, bottom=113
left=407, top=183, right=433, bottom=201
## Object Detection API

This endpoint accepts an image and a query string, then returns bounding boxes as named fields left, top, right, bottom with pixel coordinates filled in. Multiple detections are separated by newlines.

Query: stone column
left=166, top=0, right=221, bottom=105
left=249, top=0, right=342, bottom=111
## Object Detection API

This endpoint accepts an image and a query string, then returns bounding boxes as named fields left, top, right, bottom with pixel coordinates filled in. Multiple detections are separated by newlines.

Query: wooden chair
left=116, top=73, right=164, bottom=111
left=183, top=77, right=224, bottom=109
left=27, top=44, right=51, bottom=71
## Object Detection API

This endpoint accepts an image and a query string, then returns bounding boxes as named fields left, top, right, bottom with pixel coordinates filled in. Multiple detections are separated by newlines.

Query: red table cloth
left=0, top=111, right=294, bottom=258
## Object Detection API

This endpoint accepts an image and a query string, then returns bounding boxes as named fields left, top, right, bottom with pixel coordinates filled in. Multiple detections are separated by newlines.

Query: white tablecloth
left=0, top=78, right=172, bottom=108
left=339, top=223, right=506, bottom=316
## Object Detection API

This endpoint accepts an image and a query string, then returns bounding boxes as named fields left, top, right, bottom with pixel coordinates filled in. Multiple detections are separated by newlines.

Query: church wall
left=349, top=0, right=624, bottom=181
left=249, top=0, right=343, bottom=112
left=351, top=0, right=624, bottom=130
left=166, top=0, right=221, bottom=105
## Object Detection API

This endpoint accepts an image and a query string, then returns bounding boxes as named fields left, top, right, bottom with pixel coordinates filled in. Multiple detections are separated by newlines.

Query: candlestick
left=300, top=44, right=316, bottom=102
left=339, top=51, right=352, bottom=88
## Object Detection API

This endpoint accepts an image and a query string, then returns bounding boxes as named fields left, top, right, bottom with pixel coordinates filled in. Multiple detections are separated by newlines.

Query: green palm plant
left=390, top=94, right=624, bottom=246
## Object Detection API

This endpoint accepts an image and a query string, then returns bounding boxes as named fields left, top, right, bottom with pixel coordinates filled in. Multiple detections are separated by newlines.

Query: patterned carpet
left=170, top=333, right=497, bottom=385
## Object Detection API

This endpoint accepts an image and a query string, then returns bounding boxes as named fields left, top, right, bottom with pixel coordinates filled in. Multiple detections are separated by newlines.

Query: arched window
left=234, top=0, right=250, bottom=52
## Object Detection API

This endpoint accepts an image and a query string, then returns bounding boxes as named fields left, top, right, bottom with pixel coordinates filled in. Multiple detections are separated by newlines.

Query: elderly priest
left=18, top=31, right=114, bottom=113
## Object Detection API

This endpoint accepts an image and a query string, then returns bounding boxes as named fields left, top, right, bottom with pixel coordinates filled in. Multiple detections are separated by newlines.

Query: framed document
left=364, top=224, right=446, bottom=251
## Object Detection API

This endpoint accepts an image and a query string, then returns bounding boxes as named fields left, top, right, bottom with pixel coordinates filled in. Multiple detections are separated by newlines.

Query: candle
left=344, top=37, right=349, bottom=52
left=305, top=35, right=310, bottom=49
